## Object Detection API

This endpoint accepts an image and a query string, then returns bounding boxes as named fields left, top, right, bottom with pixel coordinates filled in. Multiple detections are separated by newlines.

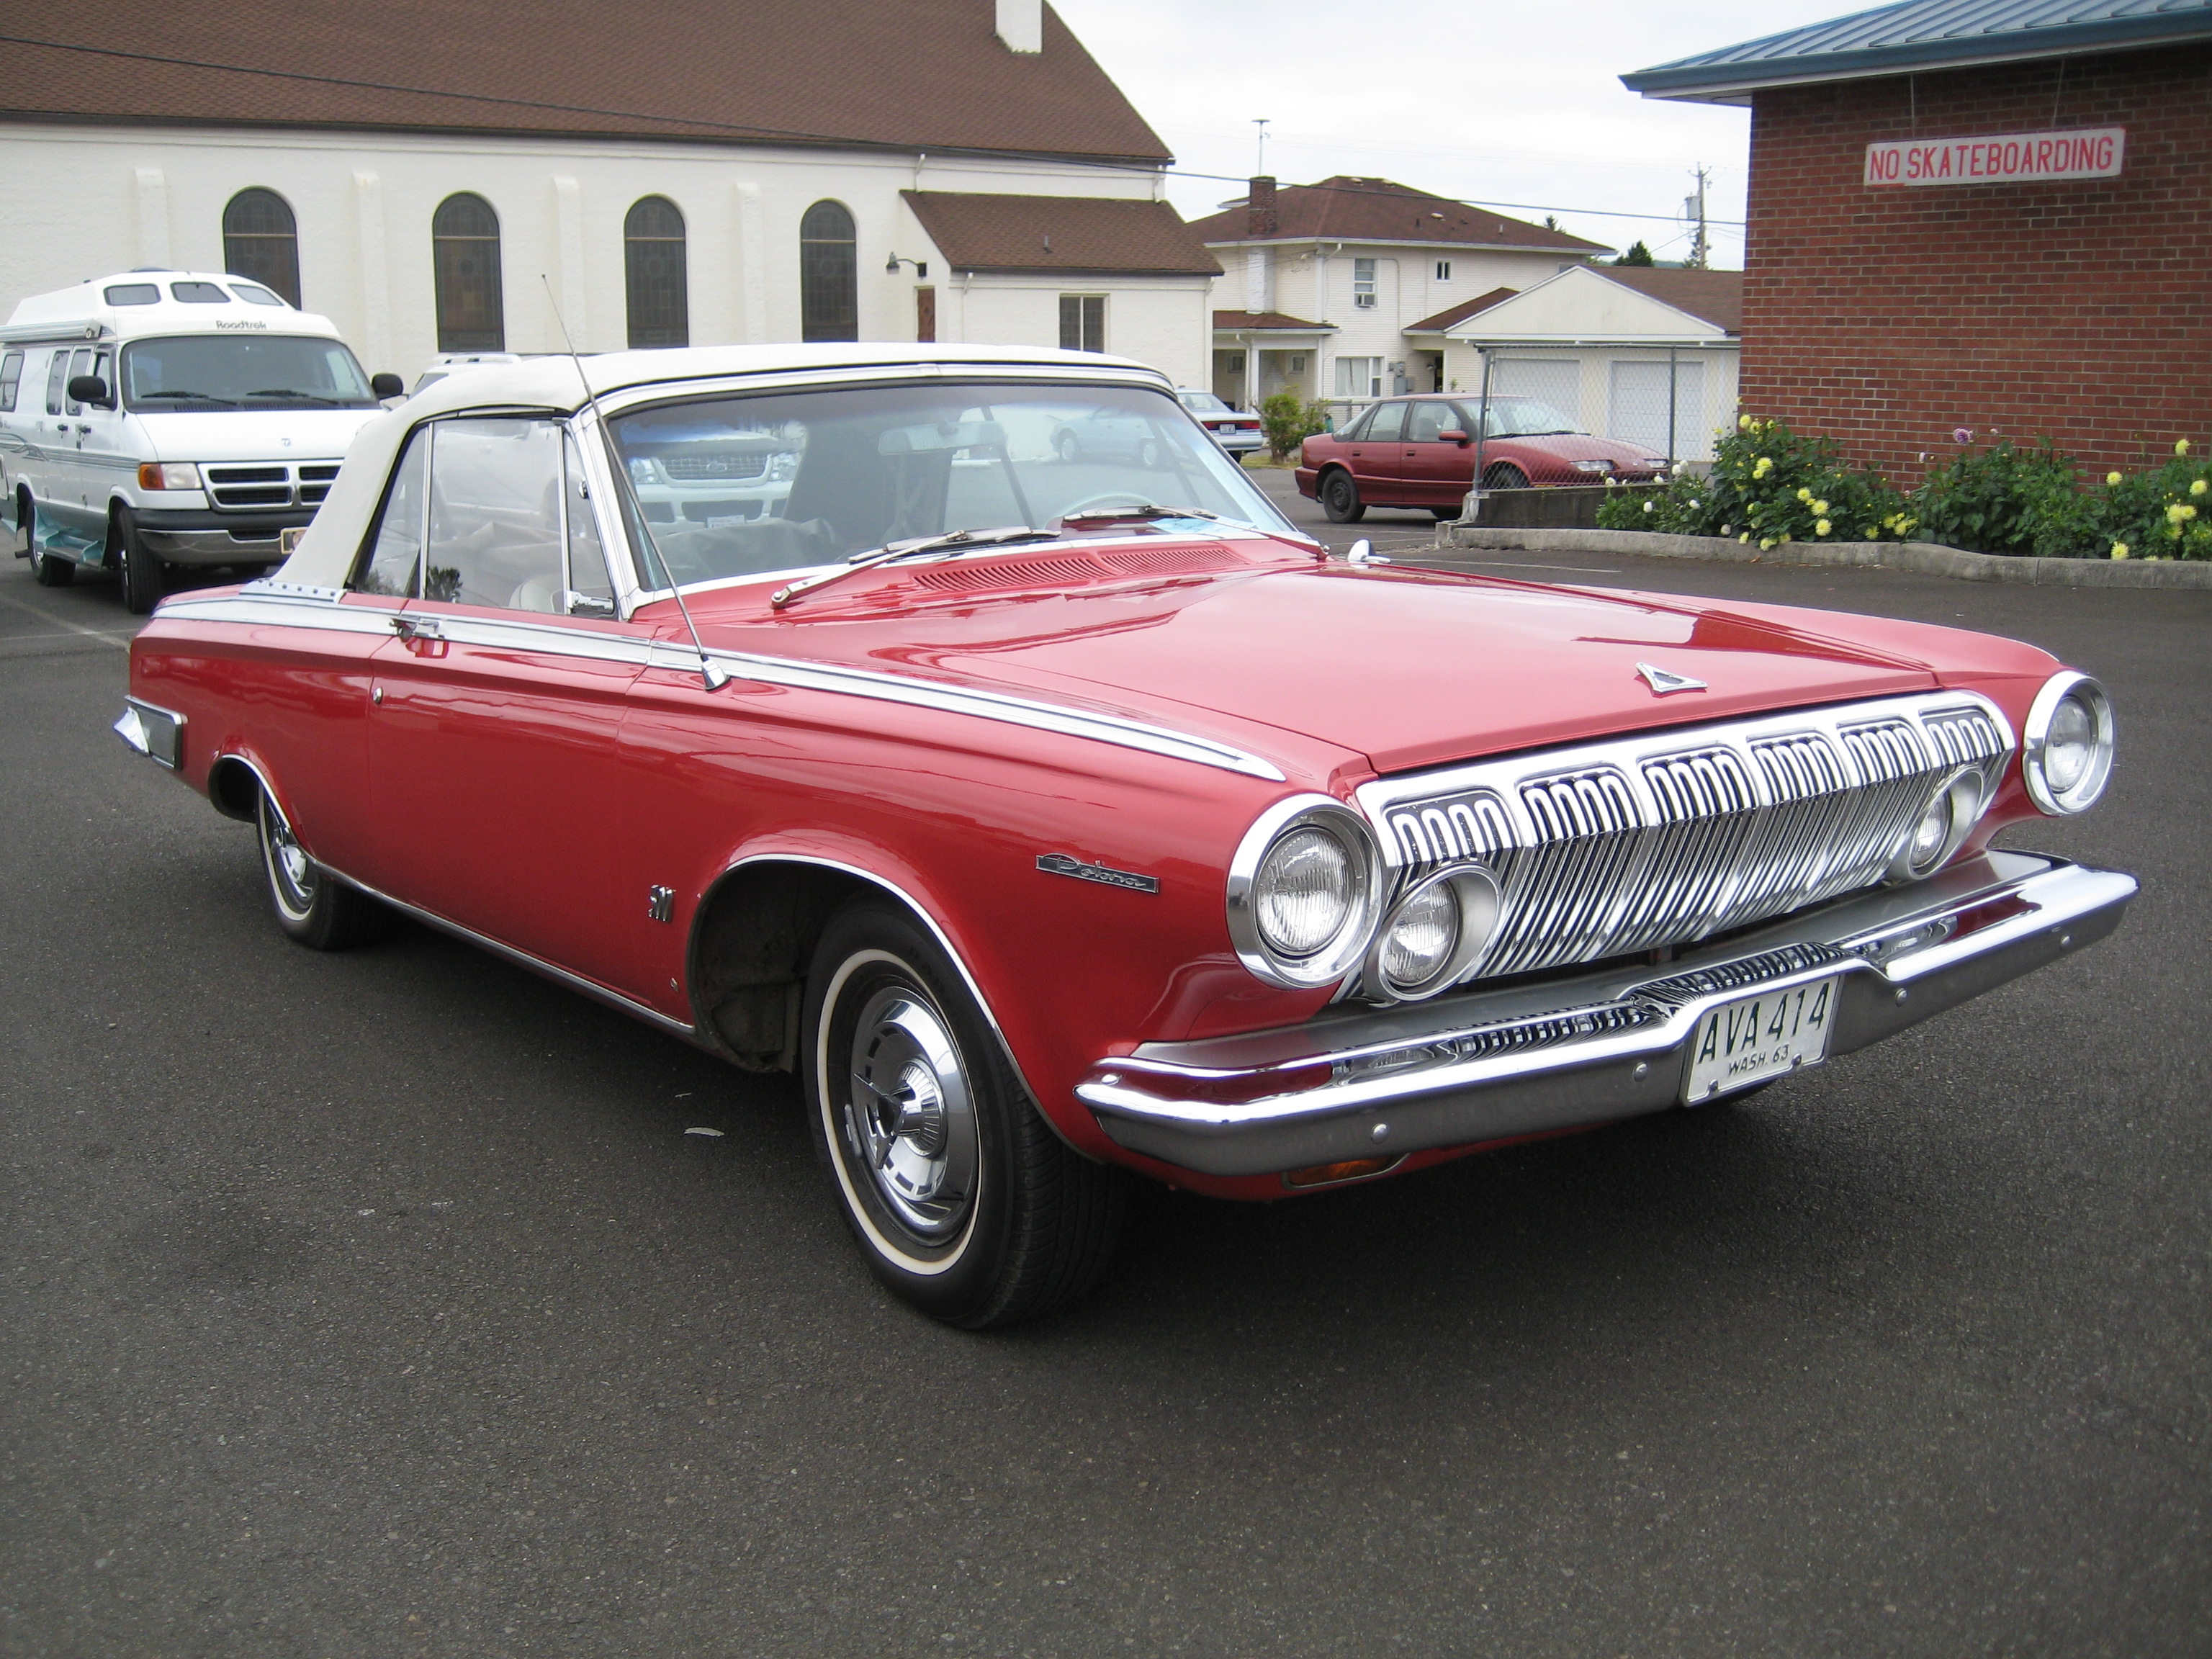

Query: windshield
left=120, top=335, right=377, bottom=410
left=1473, top=397, right=1583, bottom=439
left=606, top=379, right=1295, bottom=589
left=1178, top=391, right=1231, bottom=413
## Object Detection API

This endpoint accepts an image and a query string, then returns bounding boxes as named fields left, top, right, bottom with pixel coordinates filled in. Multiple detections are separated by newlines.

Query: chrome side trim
left=646, top=639, right=1287, bottom=781
left=145, top=590, right=1285, bottom=781
left=1077, top=852, right=2135, bottom=1177
left=323, top=865, right=701, bottom=1044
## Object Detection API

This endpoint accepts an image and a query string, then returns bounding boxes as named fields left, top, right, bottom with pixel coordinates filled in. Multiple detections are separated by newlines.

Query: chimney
left=1246, top=176, right=1277, bottom=239
left=996, top=0, right=1041, bottom=53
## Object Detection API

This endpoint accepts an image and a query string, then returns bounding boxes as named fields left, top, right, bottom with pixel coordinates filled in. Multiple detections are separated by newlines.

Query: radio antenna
left=540, top=274, right=727, bottom=691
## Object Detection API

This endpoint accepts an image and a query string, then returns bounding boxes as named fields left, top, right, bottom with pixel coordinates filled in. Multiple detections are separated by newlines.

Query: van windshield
left=120, top=335, right=377, bottom=411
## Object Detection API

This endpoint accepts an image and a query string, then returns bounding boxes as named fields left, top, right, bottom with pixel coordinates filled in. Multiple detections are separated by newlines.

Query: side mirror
left=1438, top=428, right=1471, bottom=446
left=68, top=375, right=113, bottom=408
left=369, top=372, right=405, bottom=400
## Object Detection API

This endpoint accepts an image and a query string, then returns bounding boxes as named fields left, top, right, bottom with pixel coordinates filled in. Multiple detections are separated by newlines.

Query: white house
left=1419, top=265, right=1743, bottom=462
left=1188, top=176, right=1609, bottom=410
left=0, top=0, right=1219, bottom=387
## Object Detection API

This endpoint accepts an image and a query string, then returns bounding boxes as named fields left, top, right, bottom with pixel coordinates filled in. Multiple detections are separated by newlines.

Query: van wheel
left=26, top=498, right=72, bottom=586
left=112, top=505, right=164, bottom=614
left=801, top=896, right=1125, bottom=1328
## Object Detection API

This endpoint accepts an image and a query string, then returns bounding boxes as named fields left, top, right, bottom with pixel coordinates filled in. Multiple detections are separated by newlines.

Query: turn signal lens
left=1282, top=1156, right=1401, bottom=1189
left=138, top=462, right=201, bottom=490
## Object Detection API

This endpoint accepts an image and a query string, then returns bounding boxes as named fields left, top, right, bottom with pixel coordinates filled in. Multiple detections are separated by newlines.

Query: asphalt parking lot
left=4, top=514, right=2208, bottom=1656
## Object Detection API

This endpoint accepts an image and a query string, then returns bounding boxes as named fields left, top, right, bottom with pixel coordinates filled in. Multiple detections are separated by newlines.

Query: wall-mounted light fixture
left=886, top=254, right=929, bottom=279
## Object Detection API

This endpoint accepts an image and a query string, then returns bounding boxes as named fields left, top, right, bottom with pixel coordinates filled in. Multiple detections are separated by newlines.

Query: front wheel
left=1054, top=431, right=1080, bottom=464
left=1481, top=463, right=1530, bottom=490
left=112, top=505, right=164, bottom=614
left=1320, top=469, right=1365, bottom=523
left=256, top=786, right=385, bottom=950
left=802, top=898, right=1124, bottom=1328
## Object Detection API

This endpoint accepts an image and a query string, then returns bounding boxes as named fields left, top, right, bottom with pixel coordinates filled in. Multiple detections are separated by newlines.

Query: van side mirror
left=1438, top=428, right=1472, bottom=446
left=68, top=375, right=112, bottom=408
left=370, top=372, right=405, bottom=400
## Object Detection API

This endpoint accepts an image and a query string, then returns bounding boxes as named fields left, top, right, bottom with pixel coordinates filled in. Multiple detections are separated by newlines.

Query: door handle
left=392, top=613, right=444, bottom=642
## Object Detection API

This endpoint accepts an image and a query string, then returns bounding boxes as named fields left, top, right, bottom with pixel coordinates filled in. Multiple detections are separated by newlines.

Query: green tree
left=1258, top=392, right=1325, bottom=464
left=1613, top=241, right=1655, bottom=267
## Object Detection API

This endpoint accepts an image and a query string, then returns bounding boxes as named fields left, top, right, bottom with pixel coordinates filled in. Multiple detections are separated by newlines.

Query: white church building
left=0, top=0, right=1220, bottom=387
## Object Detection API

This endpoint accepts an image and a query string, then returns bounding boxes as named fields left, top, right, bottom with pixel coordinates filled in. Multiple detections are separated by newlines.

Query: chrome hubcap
left=262, top=799, right=318, bottom=914
left=843, top=987, right=977, bottom=1239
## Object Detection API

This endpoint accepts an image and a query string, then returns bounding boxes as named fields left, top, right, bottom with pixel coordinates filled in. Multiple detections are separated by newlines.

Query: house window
left=1059, top=295, right=1105, bottom=353
left=432, top=193, right=504, bottom=353
left=1334, top=356, right=1382, bottom=398
left=222, top=188, right=302, bottom=307
left=624, top=196, right=688, bottom=349
left=1435, top=260, right=1452, bottom=282
left=1353, top=258, right=1377, bottom=308
left=799, top=200, right=858, bottom=343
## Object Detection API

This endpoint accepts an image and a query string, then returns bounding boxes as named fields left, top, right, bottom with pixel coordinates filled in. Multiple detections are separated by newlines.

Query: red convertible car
left=117, top=344, right=2134, bottom=1327
left=1296, top=393, right=1673, bottom=521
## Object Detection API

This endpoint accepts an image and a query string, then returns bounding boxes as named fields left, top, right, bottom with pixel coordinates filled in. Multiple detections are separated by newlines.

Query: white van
left=0, top=270, right=400, bottom=611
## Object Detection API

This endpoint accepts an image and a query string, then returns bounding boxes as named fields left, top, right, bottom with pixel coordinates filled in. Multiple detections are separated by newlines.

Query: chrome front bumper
left=1078, top=852, right=2135, bottom=1178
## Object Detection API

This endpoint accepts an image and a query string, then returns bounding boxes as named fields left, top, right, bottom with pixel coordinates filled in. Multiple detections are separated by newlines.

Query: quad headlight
left=1364, top=865, right=1504, bottom=1000
left=1227, top=798, right=1385, bottom=989
left=2023, top=671, right=2115, bottom=815
left=1889, top=768, right=1987, bottom=882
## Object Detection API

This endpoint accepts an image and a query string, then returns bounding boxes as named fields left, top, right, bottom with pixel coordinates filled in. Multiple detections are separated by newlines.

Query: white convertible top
left=275, top=342, right=1171, bottom=589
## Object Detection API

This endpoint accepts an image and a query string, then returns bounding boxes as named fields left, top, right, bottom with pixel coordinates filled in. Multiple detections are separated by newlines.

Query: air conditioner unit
left=1354, top=294, right=1376, bottom=308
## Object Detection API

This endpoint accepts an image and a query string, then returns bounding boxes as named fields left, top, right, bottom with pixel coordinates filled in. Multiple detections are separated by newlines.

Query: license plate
left=1681, top=976, right=1840, bottom=1103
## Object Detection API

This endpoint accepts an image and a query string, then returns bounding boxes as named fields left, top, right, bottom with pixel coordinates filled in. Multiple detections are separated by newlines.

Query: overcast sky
left=1051, top=0, right=1863, bottom=267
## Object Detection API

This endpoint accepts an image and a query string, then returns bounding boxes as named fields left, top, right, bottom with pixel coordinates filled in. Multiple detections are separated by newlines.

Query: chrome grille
left=1357, top=692, right=2015, bottom=987
left=202, top=462, right=341, bottom=511
left=663, top=452, right=769, bottom=481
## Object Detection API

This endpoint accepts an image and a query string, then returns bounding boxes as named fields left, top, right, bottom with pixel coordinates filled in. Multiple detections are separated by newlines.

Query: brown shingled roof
left=1190, top=177, right=1605, bottom=253
left=902, top=192, right=1218, bottom=276
left=1406, top=287, right=1519, bottom=333
left=1213, top=310, right=1335, bottom=332
left=0, top=0, right=1172, bottom=163
left=1591, top=267, right=1743, bottom=332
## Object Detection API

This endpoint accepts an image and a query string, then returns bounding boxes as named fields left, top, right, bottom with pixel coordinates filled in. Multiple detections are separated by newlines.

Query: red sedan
left=117, top=345, right=2133, bottom=1327
left=1296, top=394, right=1673, bottom=521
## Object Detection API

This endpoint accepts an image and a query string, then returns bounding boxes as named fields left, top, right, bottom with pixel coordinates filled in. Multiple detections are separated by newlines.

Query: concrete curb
left=1431, top=523, right=2212, bottom=588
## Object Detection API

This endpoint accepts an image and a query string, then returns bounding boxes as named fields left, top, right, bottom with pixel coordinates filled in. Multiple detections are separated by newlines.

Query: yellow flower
left=1815, top=519, right=1832, bottom=536
left=1812, top=499, right=1829, bottom=516
left=2178, top=439, right=2192, bottom=456
left=2111, top=542, right=2131, bottom=559
left=2186, top=504, right=2200, bottom=520
left=1865, top=526, right=1879, bottom=540
left=1779, top=534, right=1793, bottom=544
left=2194, top=479, right=2208, bottom=496
left=2106, top=472, right=2123, bottom=487
left=1739, top=532, right=1750, bottom=543
left=1759, top=538, right=1773, bottom=550
left=1796, top=487, right=1812, bottom=502
left=1738, top=414, right=1753, bottom=431
left=2167, top=503, right=2192, bottom=523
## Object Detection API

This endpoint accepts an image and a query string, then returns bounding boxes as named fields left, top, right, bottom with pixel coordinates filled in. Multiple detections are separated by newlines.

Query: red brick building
left=1625, top=0, right=2212, bottom=482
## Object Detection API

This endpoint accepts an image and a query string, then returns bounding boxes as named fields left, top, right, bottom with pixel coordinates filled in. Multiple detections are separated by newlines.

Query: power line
left=1167, top=168, right=1745, bottom=230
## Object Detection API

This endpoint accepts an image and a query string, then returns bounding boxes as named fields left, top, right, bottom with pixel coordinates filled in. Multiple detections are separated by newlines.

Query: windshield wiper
left=247, top=389, right=349, bottom=405
left=1058, top=503, right=1227, bottom=525
left=768, top=524, right=1056, bottom=609
left=134, top=390, right=240, bottom=407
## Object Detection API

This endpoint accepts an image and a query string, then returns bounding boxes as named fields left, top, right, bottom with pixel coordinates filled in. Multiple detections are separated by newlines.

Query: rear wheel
left=256, top=786, right=384, bottom=950
left=1055, top=431, right=1080, bottom=463
left=1429, top=505, right=1460, bottom=521
left=111, top=504, right=164, bottom=614
left=1482, top=463, right=1530, bottom=490
left=1320, top=469, right=1365, bottom=523
left=801, top=896, right=1124, bottom=1328
left=26, top=496, right=72, bottom=587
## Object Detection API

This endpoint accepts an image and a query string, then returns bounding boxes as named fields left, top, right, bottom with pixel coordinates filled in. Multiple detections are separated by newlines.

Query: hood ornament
left=1636, top=662, right=1707, bottom=696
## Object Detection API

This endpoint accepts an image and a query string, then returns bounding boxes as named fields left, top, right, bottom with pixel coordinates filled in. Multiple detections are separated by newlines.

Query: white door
left=1608, top=359, right=1706, bottom=458
left=1491, top=359, right=1583, bottom=430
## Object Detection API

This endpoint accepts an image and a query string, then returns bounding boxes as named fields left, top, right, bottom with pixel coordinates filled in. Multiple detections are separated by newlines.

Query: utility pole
left=1252, top=118, right=1269, bottom=177
left=1683, top=166, right=1711, bottom=269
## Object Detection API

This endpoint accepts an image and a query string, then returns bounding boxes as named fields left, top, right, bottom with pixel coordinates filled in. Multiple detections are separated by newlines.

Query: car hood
left=1506, top=432, right=1660, bottom=464
left=683, top=548, right=2044, bottom=778
left=132, top=407, right=383, bottom=463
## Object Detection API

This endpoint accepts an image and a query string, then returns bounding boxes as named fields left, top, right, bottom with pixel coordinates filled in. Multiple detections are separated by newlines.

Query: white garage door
left=1608, top=358, right=1706, bottom=457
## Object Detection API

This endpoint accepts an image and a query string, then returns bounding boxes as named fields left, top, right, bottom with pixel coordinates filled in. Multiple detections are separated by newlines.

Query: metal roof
left=1624, top=0, right=2212, bottom=102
